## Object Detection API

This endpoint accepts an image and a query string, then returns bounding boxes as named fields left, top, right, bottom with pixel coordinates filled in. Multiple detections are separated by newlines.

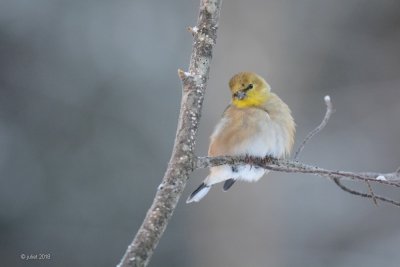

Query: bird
left=186, top=72, right=295, bottom=203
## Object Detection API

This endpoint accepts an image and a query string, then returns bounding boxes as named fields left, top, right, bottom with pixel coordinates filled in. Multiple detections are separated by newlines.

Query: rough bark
left=117, top=0, right=222, bottom=266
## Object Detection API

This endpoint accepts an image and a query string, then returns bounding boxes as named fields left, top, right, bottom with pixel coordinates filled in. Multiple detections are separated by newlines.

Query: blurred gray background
left=1, top=0, right=400, bottom=266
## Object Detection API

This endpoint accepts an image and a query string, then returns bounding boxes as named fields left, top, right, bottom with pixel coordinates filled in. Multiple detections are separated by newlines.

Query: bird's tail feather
left=186, top=183, right=211, bottom=203
left=223, top=178, right=236, bottom=191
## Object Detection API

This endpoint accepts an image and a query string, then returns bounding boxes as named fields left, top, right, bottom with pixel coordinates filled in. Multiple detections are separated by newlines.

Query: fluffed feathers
left=187, top=72, right=295, bottom=203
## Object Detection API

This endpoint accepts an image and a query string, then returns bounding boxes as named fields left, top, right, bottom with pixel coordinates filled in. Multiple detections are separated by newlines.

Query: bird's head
left=229, top=72, right=270, bottom=108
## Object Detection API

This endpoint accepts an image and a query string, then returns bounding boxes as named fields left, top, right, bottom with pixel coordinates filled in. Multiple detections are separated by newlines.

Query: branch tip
left=178, top=69, right=191, bottom=80
left=188, top=26, right=199, bottom=35
left=324, top=95, right=331, bottom=103
left=294, top=95, right=334, bottom=160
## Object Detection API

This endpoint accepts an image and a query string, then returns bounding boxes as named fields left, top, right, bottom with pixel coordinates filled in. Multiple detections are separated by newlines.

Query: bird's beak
left=234, top=91, right=246, bottom=100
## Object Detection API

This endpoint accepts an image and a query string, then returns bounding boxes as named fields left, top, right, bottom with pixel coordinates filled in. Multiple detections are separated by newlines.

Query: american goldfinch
left=187, top=72, right=295, bottom=203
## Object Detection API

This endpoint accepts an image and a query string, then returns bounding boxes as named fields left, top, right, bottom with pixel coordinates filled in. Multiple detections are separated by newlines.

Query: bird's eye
left=248, top=84, right=253, bottom=89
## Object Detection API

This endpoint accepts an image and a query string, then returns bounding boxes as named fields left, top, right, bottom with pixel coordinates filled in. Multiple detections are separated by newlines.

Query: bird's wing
left=208, top=106, right=266, bottom=156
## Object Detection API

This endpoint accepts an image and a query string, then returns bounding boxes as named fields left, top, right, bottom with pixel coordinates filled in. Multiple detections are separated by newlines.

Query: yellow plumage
left=187, top=72, right=295, bottom=203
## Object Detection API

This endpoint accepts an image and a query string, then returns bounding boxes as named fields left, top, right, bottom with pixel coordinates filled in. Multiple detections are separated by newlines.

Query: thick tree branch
left=117, top=1, right=222, bottom=266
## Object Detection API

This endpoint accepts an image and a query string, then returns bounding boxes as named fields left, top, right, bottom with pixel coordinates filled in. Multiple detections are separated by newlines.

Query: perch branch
left=195, top=156, right=400, bottom=206
left=117, top=0, right=222, bottom=266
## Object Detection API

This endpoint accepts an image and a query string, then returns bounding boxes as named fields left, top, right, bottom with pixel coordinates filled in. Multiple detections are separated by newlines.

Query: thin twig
left=196, top=156, right=400, bottom=207
left=294, top=95, right=333, bottom=160
left=333, top=178, right=400, bottom=206
left=196, top=156, right=400, bottom=185
left=292, top=95, right=387, bottom=206
left=365, top=180, right=378, bottom=205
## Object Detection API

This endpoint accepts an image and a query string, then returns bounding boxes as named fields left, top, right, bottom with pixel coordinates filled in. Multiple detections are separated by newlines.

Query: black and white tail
left=186, top=183, right=211, bottom=203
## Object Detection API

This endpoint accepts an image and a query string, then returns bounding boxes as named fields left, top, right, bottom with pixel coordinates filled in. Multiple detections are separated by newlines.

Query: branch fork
left=118, top=1, right=400, bottom=266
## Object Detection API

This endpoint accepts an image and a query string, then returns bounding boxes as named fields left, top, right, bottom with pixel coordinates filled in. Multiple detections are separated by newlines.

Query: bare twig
left=196, top=156, right=400, bottom=206
left=117, top=1, right=222, bottom=266
left=333, top=178, right=400, bottom=206
left=294, top=95, right=334, bottom=160
left=196, top=156, right=400, bottom=184
left=292, top=95, right=383, bottom=206
left=365, top=180, right=378, bottom=205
